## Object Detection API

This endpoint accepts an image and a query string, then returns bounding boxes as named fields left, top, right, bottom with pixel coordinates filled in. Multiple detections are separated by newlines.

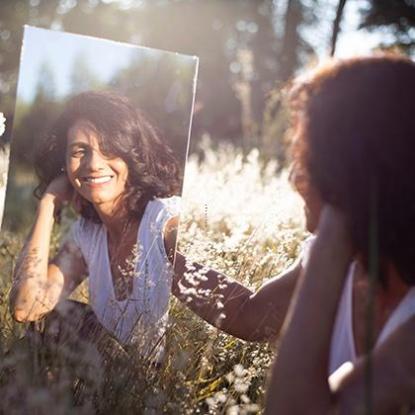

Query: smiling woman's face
left=65, top=119, right=129, bottom=214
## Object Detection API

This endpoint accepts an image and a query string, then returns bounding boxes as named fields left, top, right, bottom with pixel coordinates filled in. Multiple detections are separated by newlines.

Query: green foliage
left=261, top=86, right=291, bottom=167
left=2, top=166, right=38, bottom=233
left=360, top=0, right=415, bottom=54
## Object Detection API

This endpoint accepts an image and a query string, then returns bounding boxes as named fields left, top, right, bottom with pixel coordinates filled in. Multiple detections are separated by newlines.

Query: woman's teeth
left=83, top=176, right=112, bottom=184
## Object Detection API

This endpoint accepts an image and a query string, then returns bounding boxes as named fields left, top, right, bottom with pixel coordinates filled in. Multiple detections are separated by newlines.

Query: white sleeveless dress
left=70, top=196, right=180, bottom=362
left=301, top=237, right=415, bottom=388
left=329, top=262, right=415, bottom=387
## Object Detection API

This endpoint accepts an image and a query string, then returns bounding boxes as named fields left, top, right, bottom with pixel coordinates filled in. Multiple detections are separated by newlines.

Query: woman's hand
left=42, top=175, right=77, bottom=222
left=44, top=174, right=74, bottom=207
left=314, top=205, right=354, bottom=283
left=43, top=174, right=74, bottom=209
left=317, top=205, right=352, bottom=250
left=265, top=204, right=353, bottom=414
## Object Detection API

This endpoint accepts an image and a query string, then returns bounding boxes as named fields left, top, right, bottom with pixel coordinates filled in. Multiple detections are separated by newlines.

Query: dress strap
left=377, top=287, right=415, bottom=346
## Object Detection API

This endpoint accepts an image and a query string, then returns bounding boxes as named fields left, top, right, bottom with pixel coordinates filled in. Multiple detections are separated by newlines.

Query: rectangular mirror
left=1, top=26, right=198, bottom=363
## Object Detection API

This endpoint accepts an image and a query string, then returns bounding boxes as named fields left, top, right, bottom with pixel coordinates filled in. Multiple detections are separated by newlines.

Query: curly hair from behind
left=289, top=54, right=415, bottom=286
left=35, top=90, right=182, bottom=222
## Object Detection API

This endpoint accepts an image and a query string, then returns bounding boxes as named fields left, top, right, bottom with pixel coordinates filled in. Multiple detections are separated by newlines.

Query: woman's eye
left=71, top=149, right=85, bottom=157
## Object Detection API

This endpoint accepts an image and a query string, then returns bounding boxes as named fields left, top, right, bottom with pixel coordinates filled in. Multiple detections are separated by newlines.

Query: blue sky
left=335, top=0, right=393, bottom=58
left=18, top=26, right=194, bottom=103
left=18, top=27, right=135, bottom=101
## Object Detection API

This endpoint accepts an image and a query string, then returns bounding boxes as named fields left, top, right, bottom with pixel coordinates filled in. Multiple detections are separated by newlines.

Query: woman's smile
left=79, top=175, right=114, bottom=185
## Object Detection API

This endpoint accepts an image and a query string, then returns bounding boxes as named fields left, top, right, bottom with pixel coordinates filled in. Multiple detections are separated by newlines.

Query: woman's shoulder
left=69, top=216, right=103, bottom=248
left=145, top=196, right=181, bottom=219
left=300, top=234, right=316, bottom=268
left=71, top=216, right=102, bottom=233
left=377, top=285, right=415, bottom=346
left=140, top=196, right=180, bottom=242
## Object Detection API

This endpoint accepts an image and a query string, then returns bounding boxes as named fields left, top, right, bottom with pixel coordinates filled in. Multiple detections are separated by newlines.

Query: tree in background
left=11, top=61, right=61, bottom=166
left=0, top=0, right=413, bottom=160
left=69, top=52, right=103, bottom=95
left=360, top=0, right=415, bottom=54
left=0, top=0, right=316, bottom=153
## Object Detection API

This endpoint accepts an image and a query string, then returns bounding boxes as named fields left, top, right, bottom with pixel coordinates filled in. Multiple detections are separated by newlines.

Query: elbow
left=235, top=327, right=277, bottom=343
left=11, top=307, right=43, bottom=323
left=11, top=309, right=30, bottom=323
left=234, top=299, right=281, bottom=343
left=9, top=299, right=27, bottom=322
left=220, top=313, right=279, bottom=343
left=8, top=293, right=22, bottom=322
left=8, top=291, right=22, bottom=322
left=9, top=278, right=56, bottom=323
left=9, top=295, right=43, bottom=323
left=221, top=321, right=268, bottom=342
left=9, top=300, right=33, bottom=323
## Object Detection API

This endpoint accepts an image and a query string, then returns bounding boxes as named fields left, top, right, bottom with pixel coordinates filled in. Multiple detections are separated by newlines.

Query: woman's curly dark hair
left=289, top=54, right=415, bottom=285
left=35, top=90, right=181, bottom=222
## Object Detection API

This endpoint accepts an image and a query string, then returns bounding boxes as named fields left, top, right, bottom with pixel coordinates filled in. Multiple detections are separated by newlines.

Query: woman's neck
left=378, top=262, right=410, bottom=311
left=354, top=258, right=410, bottom=301
left=352, top=258, right=411, bottom=355
left=94, top=202, right=135, bottom=241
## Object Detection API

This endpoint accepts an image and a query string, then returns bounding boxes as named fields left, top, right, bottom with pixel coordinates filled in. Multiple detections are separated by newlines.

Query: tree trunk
left=330, top=0, right=347, bottom=56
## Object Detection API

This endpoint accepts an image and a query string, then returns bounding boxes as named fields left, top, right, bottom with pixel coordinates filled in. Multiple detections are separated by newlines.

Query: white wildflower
left=225, top=372, right=235, bottom=384
left=245, top=404, right=260, bottom=412
left=0, top=113, right=5, bottom=137
left=227, top=405, right=239, bottom=415
left=205, top=397, right=217, bottom=410
left=215, top=391, right=227, bottom=403
left=233, top=364, right=246, bottom=377
left=234, top=379, right=250, bottom=393
left=240, top=394, right=250, bottom=404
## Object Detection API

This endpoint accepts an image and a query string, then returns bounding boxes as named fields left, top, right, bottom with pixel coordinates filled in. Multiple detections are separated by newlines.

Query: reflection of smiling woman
left=10, top=91, right=181, bottom=361
left=67, top=120, right=130, bottom=212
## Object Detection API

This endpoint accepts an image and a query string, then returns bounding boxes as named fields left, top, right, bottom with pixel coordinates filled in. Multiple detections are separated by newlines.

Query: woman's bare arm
left=265, top=206, right=352, bottom=414
left=164, top=216, right=301, bottom=342
left=266, top=206, right=415, bottom=414
left=10, top=176, right=87, bottom=322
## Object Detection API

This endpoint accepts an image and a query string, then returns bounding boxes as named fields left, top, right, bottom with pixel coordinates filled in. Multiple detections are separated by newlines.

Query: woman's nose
left=84, top=149, right=105, bottom=171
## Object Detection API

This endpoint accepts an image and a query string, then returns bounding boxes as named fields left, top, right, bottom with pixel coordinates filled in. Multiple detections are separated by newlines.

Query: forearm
left=173, top=252, right=299, bottom=342
left=265, top=210, right=352, bottom=414
left=173, top=252, right=252, bottom=334
left=10, top=195, right=62, bottom=321
left=173, top=252, right=297, bottom=342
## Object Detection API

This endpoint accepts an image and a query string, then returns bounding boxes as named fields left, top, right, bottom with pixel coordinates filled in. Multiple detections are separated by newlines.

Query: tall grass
left=0, top=141, right=306, bottom=414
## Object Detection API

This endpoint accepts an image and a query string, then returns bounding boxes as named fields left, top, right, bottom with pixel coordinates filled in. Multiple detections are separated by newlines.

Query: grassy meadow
left=0, top=141, right=307, bottom=414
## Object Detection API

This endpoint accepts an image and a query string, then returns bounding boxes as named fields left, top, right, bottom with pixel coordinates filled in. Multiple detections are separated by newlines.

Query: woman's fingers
left=317, top=206, right=349, bottom=240
left=46, top=175, right=74, bottom=202
left=315, top=205, right=354, bottom=263
left=43, top=175, right=75, bottom=217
